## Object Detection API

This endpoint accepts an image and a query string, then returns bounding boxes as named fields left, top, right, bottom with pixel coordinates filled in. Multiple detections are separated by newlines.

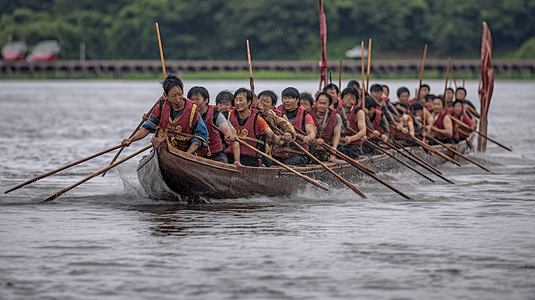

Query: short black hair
left=323, top=83, right=339, bottom=95
left=396, top=87, right=410, bottom=97
left=382, top=85, right=389, bottom=93
left=410, top=103, right=423, bottom=112
left=234, top=88, right=254, bottom=104
left=187, top=86, right=209, bottom=101
left=258, top=90, right=278, bottom=106
left=281, top=87, right=300, bottom=99
left=341, top=87, right=359, bottom=100
left=162, top=75, right=184, bottom=95
left=434, top=96, right=445, bottom=107
left=370, top=84, right=383, bottom=93
left=452, top=99, right=464, bottom=108
left=300, top=92, right=315, bottom=106
left=347, top=80, right=360, bottom=89
left=421, top=84, right=430, bottom=91
left=425, top=94, right=435, bottom=102
left=216, top=90, right=234, bottom=106
left=364, top=97, right=378, bottom=110
left=315, top=92, right=333, bottom=105
left=455, top=87, right=467, bottom=95
left=446, top=87, right=454, bottom=93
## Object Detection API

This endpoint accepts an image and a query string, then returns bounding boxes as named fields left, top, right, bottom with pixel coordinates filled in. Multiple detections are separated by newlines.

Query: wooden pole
left=366, top=38, right=371, bottom=93
left=5, top=144, right=123, bottom=194
left=247, top=39, right=255, bottom=96
left=364, top=140, right=435, bottom=183
left=449, top=115, right=511, bottom=151
left=444, top=58, right=451, bottom=96
left=156, top=23, right=166, bottom=78
left=236, top=138, right=328, bottom=191
left=290, top=140, right=367, bottom=198
left=427, top=135, right=490, bottom=172
left=409, top=135, right=462, bottom=166
left=43, top=144, right=152, bottom=202
left=416, top=44, right=428, bottom=100
left=361, top=41, right=365, bottom=95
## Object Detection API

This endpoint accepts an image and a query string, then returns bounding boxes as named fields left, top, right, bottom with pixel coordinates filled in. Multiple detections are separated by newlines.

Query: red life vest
left=197, top=105, right=223, bottom=157
left=225, top=108, right=259, bottom=157
left=333, top=99, right=344, bottom=114
left=345, top=106, right=366, bottom=147
left=370, top=109, right=384, bottom=134
left=434, top=110, right=458, bottom=139
left=448, top=108, right=472, bottom=139
left=157, top=99, right=200, bottom=151
left=310, top=106, right=337, bottom=144
left=276, top=106, right=310, bottom=153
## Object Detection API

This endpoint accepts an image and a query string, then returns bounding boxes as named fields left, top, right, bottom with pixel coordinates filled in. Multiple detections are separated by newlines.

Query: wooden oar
left=290, top=140, right=366, bottom=198
left=387, top=139, right=442, bottom=175
left=366, top=38, right=372, bottom=93
left=235, top=138, right=328, bottom=191
left=338, top=59, right=342, bottom=91
left=383, top=140, right=454, bottom=184
left=364, top=140, right=435, bottom=183
left=444, top=58, right=451, bottom=95
left=247, top=39, right=255, bottom=96
left=361, top=41, right=366, bottom=94
left=451, top=60, right=458, bottom=89
left=427, top=134, right=490, bottom=172
left=409, top=135, right=462, bottom=166
left=43, top=144, right=152, bottom=202
left=102, top=99, right=160, bottom=177
left=449, top=115, right=511, bottom=151
left=156, top=22, right=166, bottom=77
left=416, top=44, right=428, bottom=100
left=4, top=144, right=123, bottom=194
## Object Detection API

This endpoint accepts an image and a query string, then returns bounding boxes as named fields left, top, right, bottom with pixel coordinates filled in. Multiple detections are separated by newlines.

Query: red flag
left=478, top=22, right=494, bottom=152
left=318, top=0, right=327, bottom=90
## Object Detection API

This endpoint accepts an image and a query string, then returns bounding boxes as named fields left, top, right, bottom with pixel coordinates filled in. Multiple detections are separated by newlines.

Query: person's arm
left=302, top=114, right=316, bottom=145
left=330, top=117, right=342, bottom=162
left=187, top=115, right=209, bottom=154
left=122, top=127, right=151, bottom=146
left=408, top=117, right=415, bottom=137
left=344, top=110, right=366, bottom=143
left=432, top=115, right=453, bottom=138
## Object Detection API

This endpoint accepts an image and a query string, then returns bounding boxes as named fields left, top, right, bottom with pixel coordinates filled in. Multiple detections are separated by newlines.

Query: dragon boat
left=136, top=133, right=475, bottom=201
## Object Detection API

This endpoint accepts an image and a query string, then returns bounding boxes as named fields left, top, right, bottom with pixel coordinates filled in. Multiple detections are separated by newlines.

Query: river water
left=1, top=80, right=534, bottom=299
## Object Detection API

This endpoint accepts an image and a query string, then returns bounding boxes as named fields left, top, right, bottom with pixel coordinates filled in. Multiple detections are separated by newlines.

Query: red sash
left=310, top=107, right=337, bottom=144
left=225, top=108, right=259, bottom=157
left=275, top=106, right=310, bottom=155
left=345, top=106, right=365, bottom=147
left=197, top=105, right=223, bottom=157
left=434, top=110, right=458, bottom=139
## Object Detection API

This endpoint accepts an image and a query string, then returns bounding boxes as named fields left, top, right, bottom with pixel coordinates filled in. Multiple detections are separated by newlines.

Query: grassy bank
left=1, top=68, right=533, bottom=80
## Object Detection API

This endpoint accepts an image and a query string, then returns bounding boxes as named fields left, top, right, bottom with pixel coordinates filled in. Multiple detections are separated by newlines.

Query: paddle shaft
left=384, top=141, right=454, bottom=184
left=449, top=115, right=511, bottom=151
left=156, top=23, right=166, bottom=78
left=364, top=140, right=435, bottom=182
left=290, top=140, right=366, bottom=198
left=361, top=41, right=366, bottom=93
left=444, top=58, right=451, bottom=95
left=409, top=135, right=462, bottom=166
left=247, top=40, right=255, bottom=95
left=43, top=144, right=152, bottom=202
left=235, top=138, right=328, bottom=191
left=417, top=44, right=428, bottom=100
left=427, top=134, right=490, bottom=172
left=366, top=39, right=371, bottom=93
left=4, top=144, right=123, bottom=194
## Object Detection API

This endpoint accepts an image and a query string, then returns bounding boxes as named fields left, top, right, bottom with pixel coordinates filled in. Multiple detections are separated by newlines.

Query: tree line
left=1, top=0, right=534, bottom=61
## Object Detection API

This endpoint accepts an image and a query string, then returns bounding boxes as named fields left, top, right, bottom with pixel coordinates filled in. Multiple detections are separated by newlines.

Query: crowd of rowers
left=122, top=75, right=478, bottom=167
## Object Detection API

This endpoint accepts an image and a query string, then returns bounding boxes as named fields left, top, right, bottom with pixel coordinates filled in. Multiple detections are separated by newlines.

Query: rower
left=309, top=92, right=342, bottom=162
left=382, top=84, right=390, bottom=98
left=323, top=83, right=340, bottom=104
left=409, top=103, right=425, bottom=140
left=390, top=102, right=415, bottom=145
left=225, top=88, right=274, bottom=167
left=450, top=99, right=476, bottom=140
left=273, top=87, right=316, bottom=166
left=455, top=87, right=480, bottom=119
left=121, top=75, right=209, bottom=155
left=300, top=92, right=315, bottom=112
left=188, top=86, right=239, bottom=164
left=337, top=87, right=366, bottom=159
left=363, top=97, right=389, bottom=144
left=215, top=90, right=234, bottom=112
left=429, top=96, right=459, bottom=145
left=444, top=87, right=454, bottom=108
left=396, top=87, right=410, bottom=107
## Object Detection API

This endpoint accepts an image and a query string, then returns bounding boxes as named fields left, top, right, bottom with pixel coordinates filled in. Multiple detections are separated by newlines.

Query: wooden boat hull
left=137, top=135, right=474, bottom=201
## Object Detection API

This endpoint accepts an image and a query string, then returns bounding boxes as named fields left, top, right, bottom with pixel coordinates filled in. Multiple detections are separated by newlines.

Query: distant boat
left=1, top=41, right=27, bottom=61
left=28, top=40, right=61, bottom=61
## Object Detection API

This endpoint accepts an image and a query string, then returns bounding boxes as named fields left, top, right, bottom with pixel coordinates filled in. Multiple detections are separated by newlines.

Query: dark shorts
left=337, top=143, right=361, bottom=159
left=206, top=151, right=228, bottom=163
left=227, top=154, right=261, bottom=167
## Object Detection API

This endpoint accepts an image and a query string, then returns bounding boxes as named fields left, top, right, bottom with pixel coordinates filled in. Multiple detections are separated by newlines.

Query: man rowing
left=338, top=87, right=366, bottom=159
left=429, top=96, right=458, bottom=145
left=449, top=99, right=476, bottom=140
left=188, top=86, right=240, bottom=164
left=121, top=75, right=209, bottom=154
left=309, top=92, right=342, bottom=162
left=273, top=87, right=316, bottom=166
